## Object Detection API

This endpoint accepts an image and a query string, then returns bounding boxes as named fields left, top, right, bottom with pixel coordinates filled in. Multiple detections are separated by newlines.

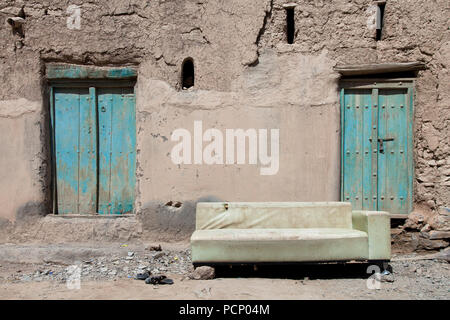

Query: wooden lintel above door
left=334, top=62, right=426, bottom=76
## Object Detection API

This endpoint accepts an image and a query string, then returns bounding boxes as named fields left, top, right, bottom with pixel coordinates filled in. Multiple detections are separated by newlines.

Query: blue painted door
left=54, top=88, right=97, bottom=214
left=341, top=86, right=413, bottom=214
left=97, top=88, right=136, bottom=215
left=53, top=86, right=135, bottom=215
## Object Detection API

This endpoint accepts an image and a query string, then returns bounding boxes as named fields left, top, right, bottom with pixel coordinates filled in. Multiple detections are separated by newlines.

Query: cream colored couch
left=190, top=202, right=391, bottom=265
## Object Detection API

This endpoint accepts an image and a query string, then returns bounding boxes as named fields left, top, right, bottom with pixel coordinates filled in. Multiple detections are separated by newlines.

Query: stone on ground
left=191, top=266, right=215, bottom=280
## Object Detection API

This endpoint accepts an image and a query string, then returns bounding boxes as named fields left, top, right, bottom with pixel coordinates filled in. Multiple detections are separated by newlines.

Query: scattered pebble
left=1, top=248, right=193, bottom=284
left=146, top=244, right=162, bottom=252
left=152, top=252, right=164, bottom=259
left=190, top=266, right=215, bottom=280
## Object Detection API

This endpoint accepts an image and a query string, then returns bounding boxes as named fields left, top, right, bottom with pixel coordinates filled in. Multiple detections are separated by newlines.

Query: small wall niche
left=284, top=4, right=296, bottom=44
left=181, top=58, right=195, bottom=89
left=376, top=2, right=386, bottom=41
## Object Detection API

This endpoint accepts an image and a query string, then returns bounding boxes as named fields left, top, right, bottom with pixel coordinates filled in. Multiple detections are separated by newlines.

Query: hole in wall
left=376, top=2, right=386, bottom=41
left=7, top=6, right=26, bottom=40
left=181, top=58, right=194, bottom=89
left=165, top=201, right=183, bottom=208
left=174, top=202, right=182, bottom=208
left=17, top=7, right=25, bottom=19
left=286, top=8, right=295, bottom=44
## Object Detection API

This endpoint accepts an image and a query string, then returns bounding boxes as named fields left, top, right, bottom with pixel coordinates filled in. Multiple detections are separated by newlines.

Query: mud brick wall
left=0, top=0, right=448, bottom=242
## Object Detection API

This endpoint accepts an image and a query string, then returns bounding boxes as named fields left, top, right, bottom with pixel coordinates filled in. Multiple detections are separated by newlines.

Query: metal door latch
left=378, top=138, right=394, bottom=154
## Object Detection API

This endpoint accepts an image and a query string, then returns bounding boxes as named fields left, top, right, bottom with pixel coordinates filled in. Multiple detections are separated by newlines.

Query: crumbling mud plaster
left=0, top=0, right=449, bottom=243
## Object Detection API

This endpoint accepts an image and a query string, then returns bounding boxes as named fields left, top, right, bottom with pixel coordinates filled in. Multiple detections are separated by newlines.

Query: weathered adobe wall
left=0, top=0, right=448, bottom=243
left=135, top=49, right=340, bottom=239
left=260, top=0, right=450, bottom=209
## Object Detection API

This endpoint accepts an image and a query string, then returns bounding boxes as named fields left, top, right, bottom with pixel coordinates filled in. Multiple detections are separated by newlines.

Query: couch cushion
left=196, top=202, right=353, bottom=230
left=191, top=228, right=369, bottom=263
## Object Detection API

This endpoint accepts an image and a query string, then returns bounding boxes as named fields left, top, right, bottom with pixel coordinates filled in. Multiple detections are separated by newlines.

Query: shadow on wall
left=0, top=201, right=48, bottom=243
left=138, top=196, right=223, bottom=242
left=0, top=217, right=13, bottom=242
left=15, top=201, right=49, bottom=221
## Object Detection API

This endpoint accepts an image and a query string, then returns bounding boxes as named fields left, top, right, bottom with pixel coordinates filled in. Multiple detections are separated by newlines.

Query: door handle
left=378, top=138, right=394, bottom=154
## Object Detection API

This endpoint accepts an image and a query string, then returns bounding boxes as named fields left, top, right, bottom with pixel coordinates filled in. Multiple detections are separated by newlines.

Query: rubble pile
left=2, top=246, right=194, bottom=283
left=392, top=206, right=450, bottom=254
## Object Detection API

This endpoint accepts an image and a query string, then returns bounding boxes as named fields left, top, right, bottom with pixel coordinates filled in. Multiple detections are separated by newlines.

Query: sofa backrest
left=196, top=202, right=353, bottom=230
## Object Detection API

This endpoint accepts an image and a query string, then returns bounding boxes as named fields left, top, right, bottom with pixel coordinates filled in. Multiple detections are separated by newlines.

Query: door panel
left=378, top=89, right=410, bottom=214
left=342, top=90, right=374, bottom=210
left=97, top=90, right=113, bottom=214
left=110, top=88, right=136, bottom=214
left=54, top=88, right=97, bottom=214
left=97, top=88, right=136, bottom=214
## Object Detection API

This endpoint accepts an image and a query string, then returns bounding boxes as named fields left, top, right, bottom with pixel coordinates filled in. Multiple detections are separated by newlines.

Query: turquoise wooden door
left=52, top=86, right=136, bottom=215
left=97, top=88, right=136, bottom=215
left=54, top=88, right=97, bottom=214
left=341, top=83, right=413, bottom=214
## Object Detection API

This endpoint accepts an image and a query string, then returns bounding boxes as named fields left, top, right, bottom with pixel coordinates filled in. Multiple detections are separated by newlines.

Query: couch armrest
left=352, top=211, right=391, bottom=260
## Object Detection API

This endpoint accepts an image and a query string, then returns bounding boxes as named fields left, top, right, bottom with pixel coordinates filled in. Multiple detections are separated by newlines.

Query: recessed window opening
left=376, top=2, right=386, bottom=41
left=286, top=8, right=295, bottom=44
left=181, top=58, right=194, bottom=89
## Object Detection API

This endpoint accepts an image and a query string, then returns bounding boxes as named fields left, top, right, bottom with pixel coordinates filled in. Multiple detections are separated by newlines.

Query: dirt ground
left=0, top=242, right=448, bottom=300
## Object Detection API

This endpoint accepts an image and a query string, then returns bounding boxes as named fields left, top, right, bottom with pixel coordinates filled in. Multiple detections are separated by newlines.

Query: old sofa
left=190, top=202, right=390, bottom=265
